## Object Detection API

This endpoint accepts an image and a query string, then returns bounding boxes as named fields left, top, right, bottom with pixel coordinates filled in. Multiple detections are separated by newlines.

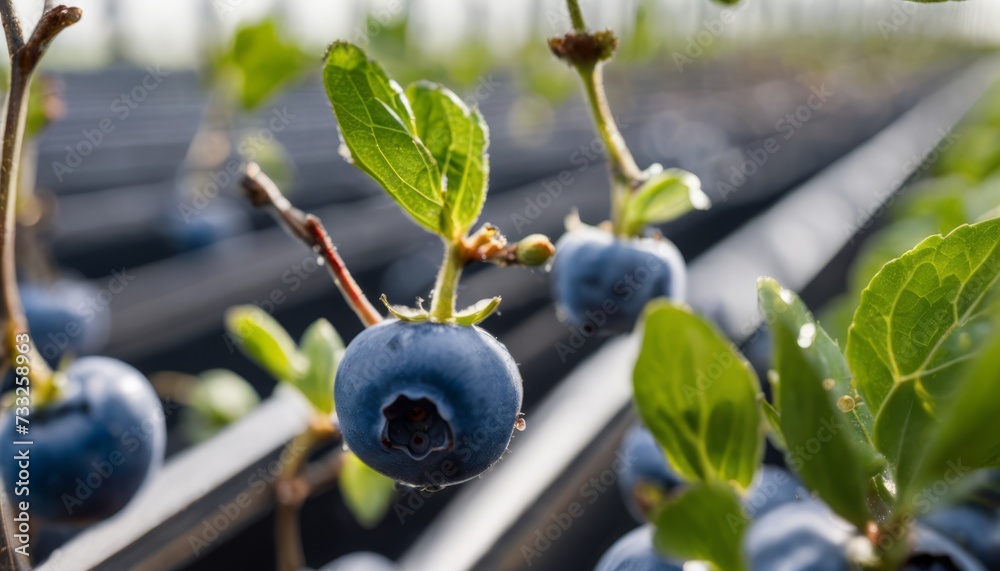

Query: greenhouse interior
left=0, top=0, right=997, bottom=570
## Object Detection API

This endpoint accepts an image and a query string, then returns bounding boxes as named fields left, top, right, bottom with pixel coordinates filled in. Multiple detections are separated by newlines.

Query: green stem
left=429, top=239, right=464, bottom=323
left=565, top=0, right=586, bottom=32
left=576, top=63, right=642, bottom=236
left=561, top=0, right=643, bottom=236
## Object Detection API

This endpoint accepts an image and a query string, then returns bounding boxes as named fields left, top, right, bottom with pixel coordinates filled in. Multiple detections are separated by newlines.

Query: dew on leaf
left=767, top=369, right=779, bottom=385
left=779, top=289, right=795, bottom=304
left=797, top=323, right=817, bottom=348
left=837, top=395, right=856, bottom=412
left=822, top=378, right=836, bottom=390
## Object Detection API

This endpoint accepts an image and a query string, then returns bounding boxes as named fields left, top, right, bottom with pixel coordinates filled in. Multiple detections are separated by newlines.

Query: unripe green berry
left=516, top=234, right=556, bottom=266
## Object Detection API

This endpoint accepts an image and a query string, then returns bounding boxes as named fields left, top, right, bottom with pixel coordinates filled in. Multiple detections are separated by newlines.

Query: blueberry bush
left=0, top=3, right=166, bottom=532
left=0, top=1, right=995, bottom=570
left=546, top=1, right=1000, bottom=570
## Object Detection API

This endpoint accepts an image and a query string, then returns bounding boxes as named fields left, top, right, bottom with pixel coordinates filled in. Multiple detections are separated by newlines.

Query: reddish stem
left=239, top=162, right=382, bottom=328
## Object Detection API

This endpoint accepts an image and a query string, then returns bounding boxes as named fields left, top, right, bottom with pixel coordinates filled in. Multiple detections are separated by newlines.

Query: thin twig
left=0, top=0, right=23, bottom=57
left=0, top=6, right=79, bottom=568
left=0, top=3, right=81, bottom=567
left=0, top=4, right=80, bottom=367
left=273, top=418, right=340, bottom=571
left=240, top=162, right=383, bottom=327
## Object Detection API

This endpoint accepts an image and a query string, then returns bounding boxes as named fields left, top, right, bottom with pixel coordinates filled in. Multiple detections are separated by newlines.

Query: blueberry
left=743, top=465, right=807, bottom=519
left=743, top=501, right=856, bottom=571
left=595, top=525, right=684, bottom=571
left=21, top=280, right=111, bottom=365
left=319, top=551, right=396, bottom=571
left=616, top=425, right=684, bottom=522
left=0, top=357, right=165, bottom=523
left=551, top=226, right=685, bottom=334
left=904, top=524, right=986, bottom=571
left=965, top=468, right=1000, bottom=507
left=334, top=320, right=523, bottom=488
left=920, top=503, right=999, bottom=568
left=162, top=198, right=250, bottom=252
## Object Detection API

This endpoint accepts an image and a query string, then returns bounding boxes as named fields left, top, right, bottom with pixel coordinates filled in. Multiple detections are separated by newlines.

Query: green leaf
left=190, top=369, right=261, bottom=423
left=849, top=217, right=942, bottom=297
left=909, top=315, right=1000, bottom=504
left=846, top=218, right=1000, bottom=497
left=296, top=319, right=344, bottom=414
left=652, top=480, right=747, bottom=571
left=454, top=296, right=501, bottom=326
left=759, top=396, right=786, bottom=452
left=621, top=167, right=709, bottom=236
left=758, top=278, right=878, bottom=528
left=379, top=294, right=430, bottom=322
left=936, top=125, right=1000, bottom=181
left=218, top=20, right=308, bottom=111
left=225, top=305, right=307, bottom=382
left=323, top=42, right=444, bottom=234
left=405, top=81, right=489, bottom=237
left=339, top=451, right=397, bottom=528
left=183, top=370, right=261, bottom=443
left=633, top=301, right=762, bottom=490
left=872, top=380, right=937, bottom=502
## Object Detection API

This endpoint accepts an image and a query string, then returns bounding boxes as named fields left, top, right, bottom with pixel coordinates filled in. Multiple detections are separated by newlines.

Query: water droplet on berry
left=822, top=378, right=836, bottom=390
left=797, top=323, right=816, bottom=348
left=316, top=256, right=325, bottom=266
left=837, top=395, right=856, bottom=412
left=514, top=417, right=526, bottom=431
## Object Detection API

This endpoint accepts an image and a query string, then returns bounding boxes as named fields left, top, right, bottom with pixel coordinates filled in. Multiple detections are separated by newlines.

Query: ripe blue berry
left=616, top=425, right=684, bottom=521
left=1, top=357, right=165, bottom=523
left=744, top=501, right=855, bottom=571
left=334, top=320, right=523, bottom=488
left=921, top=503, right=999, bottom=568
left=551, top=226, right=685, bottom=334
left=595, top=525, right=683, bottom=571
left=22, top=280, right=111, bottom=364
left=905, top=524, right=986, bottom=570
left=743, top=465, right=806, bottom=520
left=320, top=551, right=396, bottom=570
